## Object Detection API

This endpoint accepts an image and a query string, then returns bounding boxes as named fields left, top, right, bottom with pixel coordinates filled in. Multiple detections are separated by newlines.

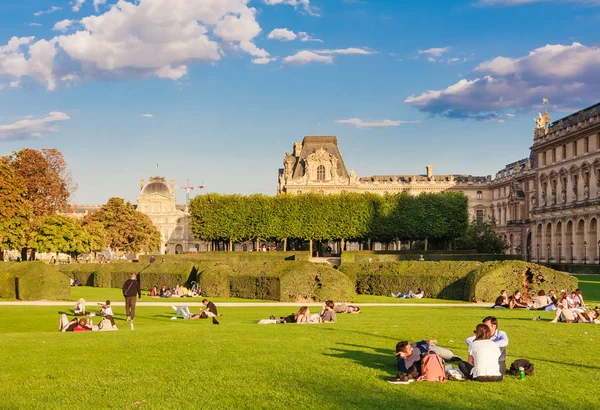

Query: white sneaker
left=126, top=316, right=131, bottom=321
left=171, top=316, right=177, bottom=320
left=130, top=322, right=134, bottom=330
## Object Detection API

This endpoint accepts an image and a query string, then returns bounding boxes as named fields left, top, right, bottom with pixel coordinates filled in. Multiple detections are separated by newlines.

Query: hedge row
left=464, top=260, right=578, bottom=302
left=58, top=262, right=197, bottom=290
left=339, top=260, right=577, bottom=302
left=198, top=261, right=354, bottom=302
left=138, top=252, right=310, bottom=264
left=339, top=261, right=480, bottom=300
left=0, top=262, right=69, bottom=300
left=341, top=251, right=521, bottom=263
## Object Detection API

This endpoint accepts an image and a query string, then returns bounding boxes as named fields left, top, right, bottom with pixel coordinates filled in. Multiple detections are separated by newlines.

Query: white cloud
left=93, top=0, right=107, bottom=12
left=506, top=113, right=516, bottom=118
left=0, top=111, right=70, bottom=141
left=283, top=47, right=374, bottom=65
left=262, top=0, right=320, bottom=16
left=427, top=57, right=436, bottom=63
left=28, top=23, right=42, bottom=27
left=336, top=118, right=421, bottom=128
left=1, top=0, right=271, bottom=90
left=267, top=28, right=297, bottom=41
left=283, top=51, right=333, bottom=65
left=53, top=19, right=74, bottom=32
left=34, top=6, right=61, bottom=17
left=405, top=42, right=600, bottom=120
left=141, top=113, right=153, bottom=118
left=72, top=0, right=86, bottom=12
left=298, top=32, right=322, bottom=42
left=252, top=57, right=275, bottom=64
left=316, top=47, right=374, bottom=55
left=447, top=57, right=460, bottom=63
left=418, top=47, right=451, bottom=57
left=10, top=81, right=21, bottom=88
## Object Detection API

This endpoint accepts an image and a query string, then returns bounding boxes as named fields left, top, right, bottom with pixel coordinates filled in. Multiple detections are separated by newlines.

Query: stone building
left=278, top=136, right=492, bottom=223
left=137, top=177, right=206, bottom=254
left=529, top=103, right=600, bottom=264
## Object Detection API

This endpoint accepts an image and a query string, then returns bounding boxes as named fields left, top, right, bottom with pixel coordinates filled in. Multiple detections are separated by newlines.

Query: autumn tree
left=84, top=198, right=161, bottom=255
left=0, top=161, right=31, bottom=260
left=82, top=221, right=108, bottom=260
left=3, top=148, right=77, bottom=260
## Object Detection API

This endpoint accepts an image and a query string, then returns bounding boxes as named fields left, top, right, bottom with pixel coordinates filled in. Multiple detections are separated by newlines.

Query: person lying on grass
left=575, top=309, right=600, bottom=324
left=391, top=289, right=425, bottom=299
left=458, top=324, right=503, bottom=382
left=59, top=314, right=119, bottom=331
left=258, top=306, right=323, bottom=324
left=492, top=290, right=509, bottom=309
left=388, top=339, right=458, bottom=384
left=333, top=303, right=360, bottom=314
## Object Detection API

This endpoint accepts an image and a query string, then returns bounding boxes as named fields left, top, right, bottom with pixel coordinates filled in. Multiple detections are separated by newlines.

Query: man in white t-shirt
left=465, top=316, right=509, bottom=374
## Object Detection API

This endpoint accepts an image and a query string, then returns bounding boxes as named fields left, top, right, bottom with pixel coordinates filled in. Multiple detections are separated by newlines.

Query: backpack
left=420, top=351, right=447, bottom=382
left=509, top=359, right=534, bottom=376
left=98, top=317, right=112, bottom=331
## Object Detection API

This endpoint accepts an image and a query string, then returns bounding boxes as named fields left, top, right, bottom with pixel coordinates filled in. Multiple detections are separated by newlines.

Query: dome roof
left=141, top=181, right=171, bottom=196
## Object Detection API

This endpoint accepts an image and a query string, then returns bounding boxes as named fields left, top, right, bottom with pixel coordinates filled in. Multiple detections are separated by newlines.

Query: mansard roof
left=551, top=101, right=600, bottom=126
left=291, top=136, right=350, bottom=179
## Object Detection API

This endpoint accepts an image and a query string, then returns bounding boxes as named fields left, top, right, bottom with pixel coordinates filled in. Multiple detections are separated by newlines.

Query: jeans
left=459, top=361, right=505, bottom=380
left=174, top=306, right=191, bottom=319
left=125, top=296, right=137, bottom=319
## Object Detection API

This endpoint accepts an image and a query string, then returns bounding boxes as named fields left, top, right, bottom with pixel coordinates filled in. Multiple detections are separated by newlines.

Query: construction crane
left=177, top=178, right=205, bottom=205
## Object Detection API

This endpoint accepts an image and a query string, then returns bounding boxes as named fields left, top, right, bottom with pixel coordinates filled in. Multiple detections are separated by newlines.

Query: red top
left=73, top=326, right=90, bottom=332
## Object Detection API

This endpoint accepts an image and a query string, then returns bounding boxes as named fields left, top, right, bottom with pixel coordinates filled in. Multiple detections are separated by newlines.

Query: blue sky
left=1, top=0, right=600, bottom=205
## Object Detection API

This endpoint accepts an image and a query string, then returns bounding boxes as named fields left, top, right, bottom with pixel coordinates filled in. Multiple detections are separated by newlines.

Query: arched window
left=316, top=165, right=326, bottom=181
left=476, top=191, right=483, bottom=200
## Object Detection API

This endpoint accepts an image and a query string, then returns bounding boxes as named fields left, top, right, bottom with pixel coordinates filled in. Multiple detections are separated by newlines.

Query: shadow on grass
left=323, top=343, right=395, bottom=379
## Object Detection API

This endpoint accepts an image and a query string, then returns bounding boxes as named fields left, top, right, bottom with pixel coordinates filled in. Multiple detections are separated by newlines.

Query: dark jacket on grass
left=123, top=278, right=141, bottom=298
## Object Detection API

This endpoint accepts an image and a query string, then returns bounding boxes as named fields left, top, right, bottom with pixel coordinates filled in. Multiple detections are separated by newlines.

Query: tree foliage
left=30, top=215, right=90, bottom=258
left=4, top=148, right=76, bottom=216
left=83, top=197, right=161, bottom=254
left=455, top=220, right=508, bottom=254
left=0, top=161, right=31, bottom=252
left=190, top=192, right=470, bottom=247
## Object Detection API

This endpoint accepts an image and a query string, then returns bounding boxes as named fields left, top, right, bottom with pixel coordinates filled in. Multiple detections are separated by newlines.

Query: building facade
left=137, top=177, right=207, bottom=254
left=277, top=136, right=492, bottom=222
left=278, top=104, right=600, bottom=262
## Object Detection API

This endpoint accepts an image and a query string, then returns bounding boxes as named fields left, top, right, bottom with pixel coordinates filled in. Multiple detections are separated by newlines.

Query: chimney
left=426, top=165, right=433, bottom=179
left=140, top=179, right=145, bottom=191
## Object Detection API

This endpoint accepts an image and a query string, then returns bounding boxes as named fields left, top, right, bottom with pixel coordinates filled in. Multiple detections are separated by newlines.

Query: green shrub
left=200, top=265, right=232, bottom=297
left=279, top=262, right=354, bottom=302
left=339, top=261, right=481, bottom=300
left=229, top=275, right=280, bottom=300
left=0, top=262, right=69, bottom=300
left=341, top=251, right=520, bottom=264
left=87, top=262, right=197, bottom=290
left=138, top=252, right=310, bottom=264
left=464, top=261, right=578, bottom=302
left=57, top=264, right=104, bottom=286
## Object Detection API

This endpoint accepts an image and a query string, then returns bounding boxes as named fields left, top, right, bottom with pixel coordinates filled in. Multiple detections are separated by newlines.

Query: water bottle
left=519, top=367, right=525, bottom=380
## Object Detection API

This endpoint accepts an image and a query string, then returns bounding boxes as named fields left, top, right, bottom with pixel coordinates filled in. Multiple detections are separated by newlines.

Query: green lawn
left=573, top=274, right=600, bottom=305
left=1, top=304, right=599, bottom=409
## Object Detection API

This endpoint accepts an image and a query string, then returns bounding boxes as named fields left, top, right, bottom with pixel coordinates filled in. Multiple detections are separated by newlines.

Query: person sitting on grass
left=333, top=303, right=360, bottom=314
left=465, top=316, right=509, bottom=374
left=201, top=299, right=222, bottom=317
left=150, top=286, right=159, bottom=297
left=493, top=290, right=509, bottom=308
left=320, top=300, right=337, bottom=323
left=509, top=291, right=530, bottom=309
left=575, top=289, right=585, bottom=308
left=159, top=284, right=171, bottom=298
left=98, top=300, right=113, bottom=316
left=392, top=289, right=425, bottom=299
left=74, top=298, right=86, bottom=316
left=458, top=324, right=503, bottom=382
left=531, top=290, right=554, bottom=311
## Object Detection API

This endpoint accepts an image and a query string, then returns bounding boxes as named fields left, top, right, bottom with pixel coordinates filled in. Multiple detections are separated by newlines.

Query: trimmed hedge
left=464, top=261, right=578, bottom=302
left=197, top=261, right=353, bottom=302
left=339, top=261, right=480, bottom=300
left=542, top=263, right=600, bottom=275
left=0, top=262, right=69, bottom=300
left=56, top=264, right=104, bottom=286
left=341, top=251, right=520, bottom=264
left=138, top=252, right=310, bottom=264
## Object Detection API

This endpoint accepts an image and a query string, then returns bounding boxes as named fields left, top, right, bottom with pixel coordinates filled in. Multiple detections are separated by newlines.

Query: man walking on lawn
left=123, top=273, right=141, bottom=330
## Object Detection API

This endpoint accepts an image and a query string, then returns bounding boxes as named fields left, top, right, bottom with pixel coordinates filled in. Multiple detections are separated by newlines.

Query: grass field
left=1, top=302, right=599, bottom=410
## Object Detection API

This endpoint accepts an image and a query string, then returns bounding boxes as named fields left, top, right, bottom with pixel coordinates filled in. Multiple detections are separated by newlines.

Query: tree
left=0, top=161, right=31, bottom=259
left=455, top=220, right=508, bottom=254
left=30, top=215, right=91, bottom=259
left=82, top=221, right=108, bottom=260
left=3, top=148, right=76, bottom=260
left=84, top=198, right=161, bottom=255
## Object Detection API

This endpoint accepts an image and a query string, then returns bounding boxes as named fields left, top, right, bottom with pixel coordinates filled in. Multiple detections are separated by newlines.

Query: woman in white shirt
left=463, top=323, right=503, bottom=382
